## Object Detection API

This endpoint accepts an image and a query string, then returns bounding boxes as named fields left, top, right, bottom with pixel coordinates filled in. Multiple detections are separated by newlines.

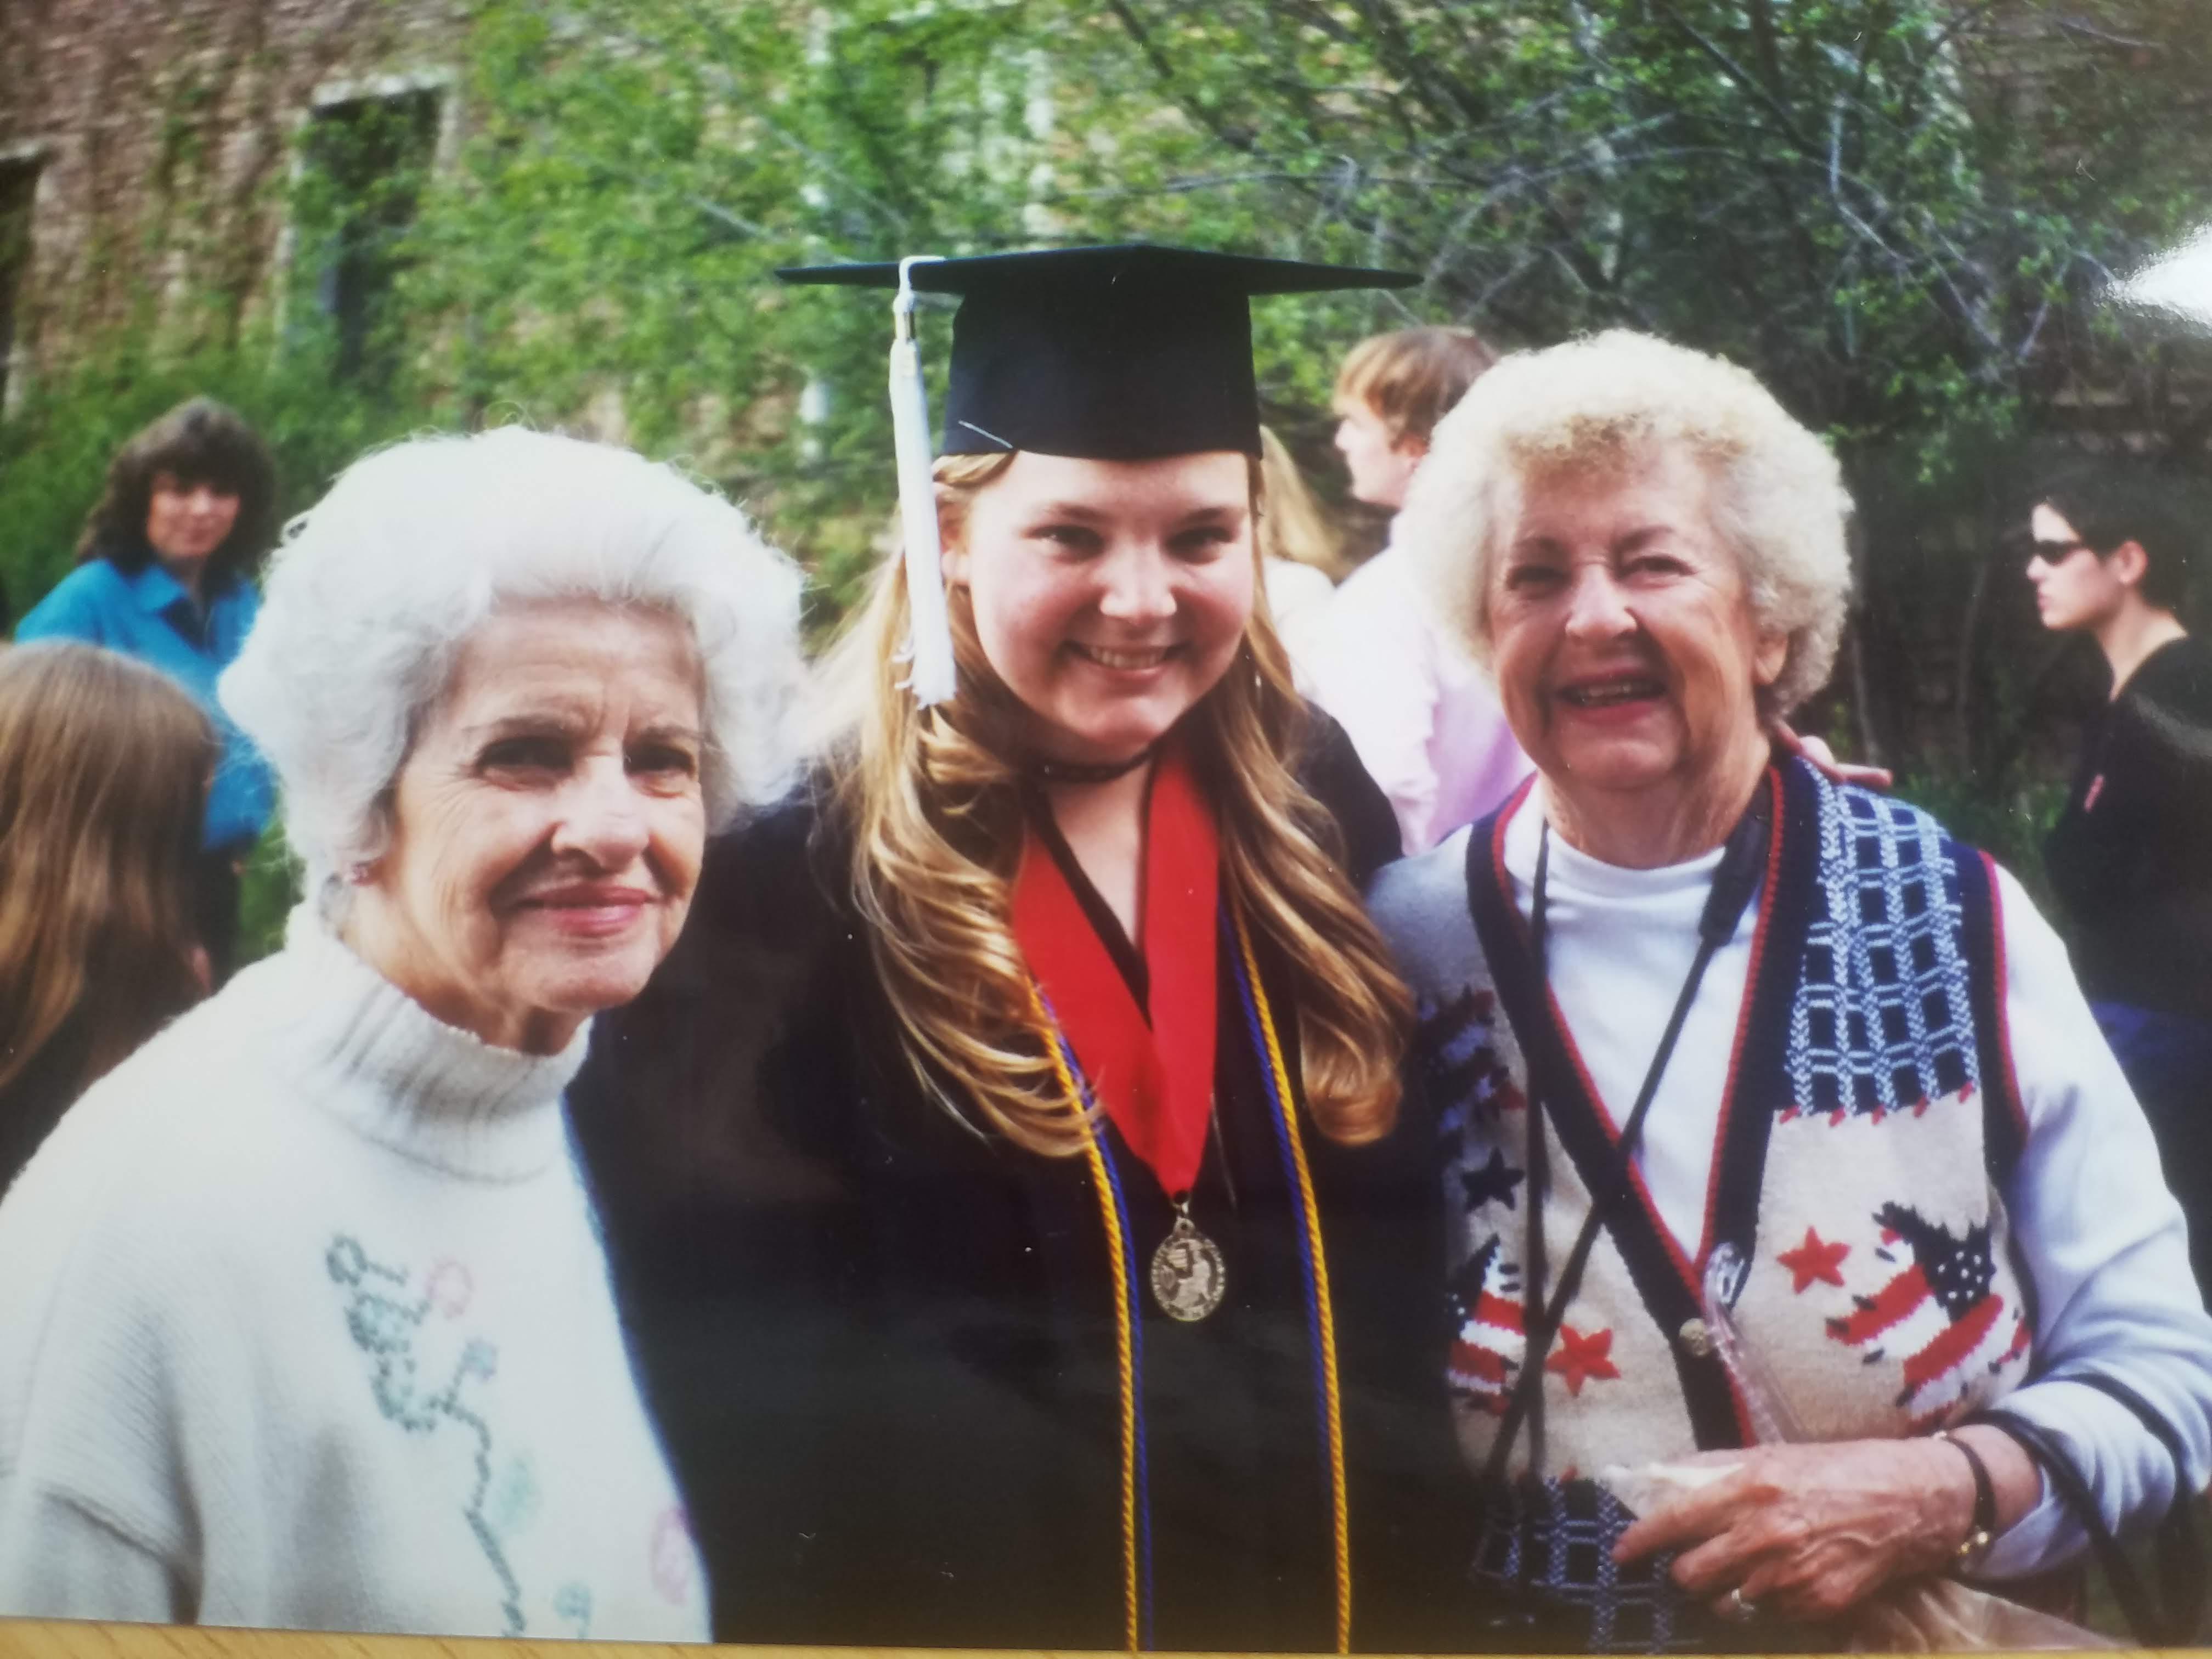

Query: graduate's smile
left=1066, top=640, right=1182, bottom=674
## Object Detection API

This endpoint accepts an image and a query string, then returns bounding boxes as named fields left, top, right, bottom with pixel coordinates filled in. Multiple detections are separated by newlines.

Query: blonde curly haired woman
left=570, top=246, right=1477, bottom=1652
left=1371, top=331, right=2212, bottom=1651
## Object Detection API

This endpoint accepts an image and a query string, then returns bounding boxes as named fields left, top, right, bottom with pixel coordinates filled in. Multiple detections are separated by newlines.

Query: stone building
left=0, top=0, right=465, bottom=410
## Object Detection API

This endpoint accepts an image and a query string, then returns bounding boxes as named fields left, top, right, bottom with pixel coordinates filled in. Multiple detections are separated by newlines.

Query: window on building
left=0, top=157, right=40, bottom=410
left=297, top=87, right=441, bottom=384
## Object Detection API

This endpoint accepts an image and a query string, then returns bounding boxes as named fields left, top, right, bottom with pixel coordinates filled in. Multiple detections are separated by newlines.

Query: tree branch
left=1650, top=1, right=1816, bottom=153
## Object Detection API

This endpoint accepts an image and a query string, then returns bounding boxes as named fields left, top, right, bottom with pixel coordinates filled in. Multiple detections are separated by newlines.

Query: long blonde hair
left=0, top=642, right=213, bottom=1100
left=819, top=452, right=1411, bottom=1158
left=1258, top=426, right=1352, bottom=581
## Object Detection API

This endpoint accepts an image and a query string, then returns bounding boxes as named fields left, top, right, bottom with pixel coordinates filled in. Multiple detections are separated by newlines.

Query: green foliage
left=238, top=817, right=302, bottom=965
left=1052, top=0, right=2211, bottom=795
left=408, top=0, right=2211, bottom=559
left=292, top=88, right=445, bottom=390
left=7, top=0, right=2208, bottom=963
left=1100, top=0, right=2211, bottom=453
left=395, top=0, right=1441, bottom=568
left=0, top=72, right=460, bottom=617
left=0, top=117, right=434, bottom=965
left=0, top=329, right=406, bottom=969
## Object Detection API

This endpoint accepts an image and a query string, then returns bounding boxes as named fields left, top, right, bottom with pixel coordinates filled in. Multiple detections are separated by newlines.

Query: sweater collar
left=280, top=901, right=590, bottom=1182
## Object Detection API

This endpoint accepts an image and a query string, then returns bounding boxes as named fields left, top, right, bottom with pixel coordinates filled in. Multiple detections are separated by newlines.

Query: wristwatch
left=1935, top=1429, right=1997, bottom=1562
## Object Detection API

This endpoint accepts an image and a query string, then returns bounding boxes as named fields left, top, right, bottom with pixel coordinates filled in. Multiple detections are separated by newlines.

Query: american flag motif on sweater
left=1824, top=1201, right=2032, bottom=1425
left=1391, top=760, right=2034, bottom=1652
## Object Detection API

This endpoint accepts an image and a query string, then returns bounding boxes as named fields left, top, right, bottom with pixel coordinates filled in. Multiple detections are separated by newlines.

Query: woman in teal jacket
left=16, top=398, right=278, bottom=975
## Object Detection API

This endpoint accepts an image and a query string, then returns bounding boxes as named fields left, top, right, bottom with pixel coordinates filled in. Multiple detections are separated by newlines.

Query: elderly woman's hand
left=1612, top=1432, right=2029, bottom=1622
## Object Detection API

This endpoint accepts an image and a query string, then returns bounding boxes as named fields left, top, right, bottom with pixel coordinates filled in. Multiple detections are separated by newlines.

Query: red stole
left=1011, top=744, right=1221, bottom=1196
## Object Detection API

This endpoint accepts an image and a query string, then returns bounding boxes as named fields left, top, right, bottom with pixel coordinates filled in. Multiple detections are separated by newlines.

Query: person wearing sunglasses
left=2029, top=461, right=2212, bottom=1295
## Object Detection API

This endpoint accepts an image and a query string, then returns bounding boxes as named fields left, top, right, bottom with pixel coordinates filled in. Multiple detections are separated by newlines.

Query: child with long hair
left=0, top=642, right=213, bottom=1192
left=570, top=246, right=1476, bottom=1652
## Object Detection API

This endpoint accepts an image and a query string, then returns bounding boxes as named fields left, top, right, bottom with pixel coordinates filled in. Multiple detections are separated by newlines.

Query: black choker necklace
left=1024, top=743, right=1159, bottom=786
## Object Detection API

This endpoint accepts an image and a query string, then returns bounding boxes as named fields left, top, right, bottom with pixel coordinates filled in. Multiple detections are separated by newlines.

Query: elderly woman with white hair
left=0, top=428, right=802, bottom=1638
left=1368, top=331, right=2212, bottom=1650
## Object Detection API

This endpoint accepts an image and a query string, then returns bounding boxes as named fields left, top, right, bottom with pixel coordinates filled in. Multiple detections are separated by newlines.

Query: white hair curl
left=1395, top=329, right=1854, bottom=718
left=220, top=426, right=805, bottom=890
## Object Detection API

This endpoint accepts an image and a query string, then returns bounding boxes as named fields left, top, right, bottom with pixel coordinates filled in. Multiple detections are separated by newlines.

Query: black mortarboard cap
left=777, top=244, right=1418, bottom=460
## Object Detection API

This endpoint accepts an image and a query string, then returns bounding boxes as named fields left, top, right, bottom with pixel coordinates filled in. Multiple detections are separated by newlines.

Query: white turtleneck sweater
left=0, top=905, right=708, bottom=1641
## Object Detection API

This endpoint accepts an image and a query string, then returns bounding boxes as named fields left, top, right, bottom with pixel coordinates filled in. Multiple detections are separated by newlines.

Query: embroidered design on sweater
left=1449, top=1232, right=1526, bottom=1414
left=651, top=1505, right=697, bottom=1605
left=1426, top=983, right=1540, bottom=1418
left=1420, top=768, right=2028, bottom=1652
left=1462, top=1147, right=1526, bottom=1211
left=1419, top=985, right=1526, bottom=1142
left=1775, top=1227, right=1849, bottom=1291
left=1786, top=787, right=1976, bottom=1116
left=1545, top=1324, right=1621, bottom=1396
left=326, top=1235, right=523, bottom=1635
left=554, top=1581, right=592, bottom=1638
left=1821, top=1201, right=2030, bottom=1426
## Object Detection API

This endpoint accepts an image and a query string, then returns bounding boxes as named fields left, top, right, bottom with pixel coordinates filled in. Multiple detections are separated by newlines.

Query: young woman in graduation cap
left=567, top=246, right=1476, bottom=1652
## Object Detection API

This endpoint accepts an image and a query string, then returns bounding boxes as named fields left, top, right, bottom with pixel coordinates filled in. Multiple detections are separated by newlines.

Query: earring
left=345, top=861, right=377, bottom=886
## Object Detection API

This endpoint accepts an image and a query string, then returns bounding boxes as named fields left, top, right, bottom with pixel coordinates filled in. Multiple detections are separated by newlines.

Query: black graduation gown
left=568, top=716, right=1478, bottom=1651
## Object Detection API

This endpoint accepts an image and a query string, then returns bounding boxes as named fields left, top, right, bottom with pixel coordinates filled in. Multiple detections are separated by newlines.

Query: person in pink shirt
left=1303, top=327, right=1533, bottom=854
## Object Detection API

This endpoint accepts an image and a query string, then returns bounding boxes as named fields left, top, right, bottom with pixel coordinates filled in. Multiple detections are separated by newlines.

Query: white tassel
left=890, top=255, right=956, bottom=706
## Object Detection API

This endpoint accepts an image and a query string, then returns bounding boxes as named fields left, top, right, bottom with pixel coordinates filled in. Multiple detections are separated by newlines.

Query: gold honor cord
left=1229, top=907, right=1352, bottom=1655
left=1031, top=981, right=1143, bottom=1653
left=1030, top=910, right=1353, bottom=1655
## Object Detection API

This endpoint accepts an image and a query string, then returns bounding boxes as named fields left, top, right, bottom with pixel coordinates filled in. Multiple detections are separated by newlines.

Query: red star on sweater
left=1545, top=1324, right=1620, bottom=1395
left=1777, top=1226, right=1850, bottom=1293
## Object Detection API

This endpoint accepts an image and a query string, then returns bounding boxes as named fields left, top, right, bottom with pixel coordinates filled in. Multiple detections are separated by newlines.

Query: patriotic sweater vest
left=1379, top=760, right=2033, bottom=1640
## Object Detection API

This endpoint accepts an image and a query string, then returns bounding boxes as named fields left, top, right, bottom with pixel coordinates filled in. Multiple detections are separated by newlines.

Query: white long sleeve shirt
left=1493, top=790, right=2212, bottom=1576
